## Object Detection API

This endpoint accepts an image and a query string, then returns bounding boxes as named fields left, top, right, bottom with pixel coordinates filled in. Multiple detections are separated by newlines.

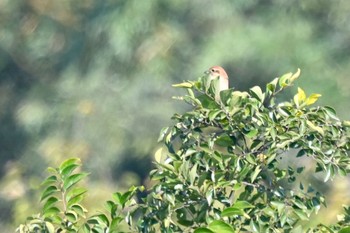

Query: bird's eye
left=210, top=68, right=215, bottom=72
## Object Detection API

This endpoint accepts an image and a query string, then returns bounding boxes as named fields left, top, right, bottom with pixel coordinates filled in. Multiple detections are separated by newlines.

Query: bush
left=17, top=70, right=350, bottom=232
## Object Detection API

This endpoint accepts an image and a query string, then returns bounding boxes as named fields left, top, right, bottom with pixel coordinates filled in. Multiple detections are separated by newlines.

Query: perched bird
left=206, top=66, right=229, bottom=92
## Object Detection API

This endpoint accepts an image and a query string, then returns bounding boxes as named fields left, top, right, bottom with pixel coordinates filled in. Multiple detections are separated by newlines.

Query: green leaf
left=266, top=78, right=278, bottom=93
left=189, top=163, right=198, bottom=185
left=221, top=207, right=244, bottom=217
left=70, top=204, right=87, bottom=217
left=246, top=154, right=256, bottom=165
left=194, top=228, right=215, bottom=233
left=83, top=223, right=90, bottom=233
left=279, top=72, right=292, bottom=87
left=66, top=187, right=87, bottom=207
left=63, top=172, right=89, bottom=191
left=323, top=106, right=339, bottom=120
left=215, top=135, right=232, bottom=147
left=47, top=167, right=57, bottom=174
left=271, top=201, right=285, bottom=215
left=43, top=206, right=60, bottom=217
left=45, top=221, right=55, bottom=233
left=94, top=214, right=109, bottom=226
left=208, top=220, right=235, bottom=233
left=61, top=164, right=79, bottom=178
left=110, top=217, right=124, bottom=230
left=339, top=227, right=350, bottom=233
left=250, top=86, right=264, bottom=102
left=206, top=189, right=213, bottom=206
left=43, top=197, right=59, bottom=212
left=250, top=165, right=261, bottom=183
left=296, top=149, right=306, bottom=158
left=324, top=164, right=334, bottom=182
left=249, top=219, right=259, bottom=233
left=293, top=209, right=309, bottom=221
left=59, top=158, right=80, bottom=173
left=232, top=200, right=254, bottom=209
left=244, top=129, right=258, bottom=138
left=209, top=110, right=222, bottom=121
left=65, top=210, right=78, bottom=222
left=40, top=186, right=58, bottom=201
left=41, top=175, right=58, bottom=186
left=158, top=127, right=169, bottom=142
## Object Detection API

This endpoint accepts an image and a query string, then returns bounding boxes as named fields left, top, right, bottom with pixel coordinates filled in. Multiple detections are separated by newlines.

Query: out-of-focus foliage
left=1, top=0, right=350, bottom=231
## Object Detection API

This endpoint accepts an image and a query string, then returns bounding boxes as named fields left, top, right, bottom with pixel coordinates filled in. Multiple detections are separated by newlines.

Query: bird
left=205, top=66, right=229, bottom=101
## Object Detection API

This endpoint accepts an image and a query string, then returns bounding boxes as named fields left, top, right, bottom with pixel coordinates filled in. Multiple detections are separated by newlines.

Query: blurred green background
left=1, top=0, right=350, bottom=231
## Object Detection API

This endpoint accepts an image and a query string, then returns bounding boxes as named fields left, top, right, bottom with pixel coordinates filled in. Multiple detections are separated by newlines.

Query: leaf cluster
left=16, top=158, right=141, bottom=233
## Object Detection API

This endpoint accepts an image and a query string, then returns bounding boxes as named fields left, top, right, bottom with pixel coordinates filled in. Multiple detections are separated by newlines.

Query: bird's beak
left=204, top=70, right=210, bottom=75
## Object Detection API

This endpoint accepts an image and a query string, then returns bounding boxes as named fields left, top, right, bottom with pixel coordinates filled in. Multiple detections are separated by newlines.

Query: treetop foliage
left=18, top=70, right=350, bottom=232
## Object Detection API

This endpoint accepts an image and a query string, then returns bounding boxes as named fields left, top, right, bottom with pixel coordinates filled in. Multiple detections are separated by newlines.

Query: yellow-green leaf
left=293, top=87, right=306, bottom=107
left=305, top=93, right=322, bottom=106
left=343, top=120, right=350, bottom=127
left=172, top=82, right=193, bottom=88
left=154, top=147, right=163, bottom=163
left=306, top=120, right=324, bottom=135
left=290, top=68, right=301, bottom=82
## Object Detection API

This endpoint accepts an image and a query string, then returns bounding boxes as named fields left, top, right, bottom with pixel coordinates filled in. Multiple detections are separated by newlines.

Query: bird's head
left=206, top=66, right=229, bottom=81
left=204, top=66, right=229, bottom=93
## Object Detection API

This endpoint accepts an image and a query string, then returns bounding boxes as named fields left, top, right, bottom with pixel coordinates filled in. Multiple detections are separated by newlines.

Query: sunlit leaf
left=154, top=147, right=163, bottom=163
left=45, top=222, right=55, bottom=233
left=305, top=93, right=322, bottom=105
left=306, top=120, right=324, bottom=135
left=293, top=87, right=306, bottom=107
left=208, top=220, right=235, bottom=233
left=59, top=158, right=80, bottom=173
left=250, top=86, right=264, bottom=102
left=172, top=82, right=193, bottom=88
left=290, top=68, right=301, bottom=82
left=194, top=228, right=214, bottom=233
